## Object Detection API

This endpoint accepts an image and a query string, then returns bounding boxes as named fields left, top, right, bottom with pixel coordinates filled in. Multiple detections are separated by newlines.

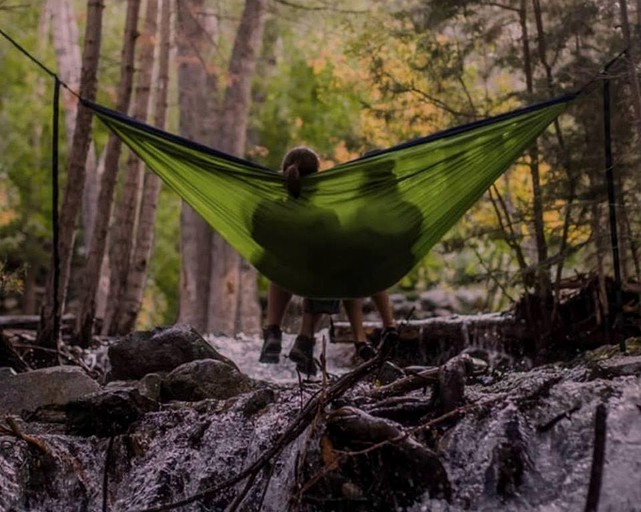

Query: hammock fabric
left=84, top=94, right=575, bottom=299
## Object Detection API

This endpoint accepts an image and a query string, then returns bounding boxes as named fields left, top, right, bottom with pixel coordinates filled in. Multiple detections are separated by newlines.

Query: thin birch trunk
left=104, top=0, right=159, bottom=335
left=208, top=0, right=267, bottom=335
left=50, top=0, right=81, bottom=149
left=176, top=0, right=214, bottom=332
left=117, top=0, right=171, bottom=334
left=36, top=0, right=104, bottom=355
left=76, top=0, right=141, bottom=345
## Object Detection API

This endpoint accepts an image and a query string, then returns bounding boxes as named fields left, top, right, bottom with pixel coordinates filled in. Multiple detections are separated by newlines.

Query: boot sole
left=259, top=352, right=280, bottom=364
left=289, top=352, right=317, bottom=375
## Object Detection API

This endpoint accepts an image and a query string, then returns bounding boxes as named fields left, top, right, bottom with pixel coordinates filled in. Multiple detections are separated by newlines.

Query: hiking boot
left=288, top=334, right=317, bottom=376
left=259, top=325, right=282, bottom=364
left=379, top=326, right=399, bottom=358
left=354, top=341, right=377, bottom=361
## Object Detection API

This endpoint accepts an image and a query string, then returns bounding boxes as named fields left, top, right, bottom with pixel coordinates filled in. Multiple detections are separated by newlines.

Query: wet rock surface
left=161, top=359, right=253, bottom=401
left=0, top=366, right=100, bottom=416
left=108, top=323, right=239, bottom=380
left=1, top=328, right=641, bottom=512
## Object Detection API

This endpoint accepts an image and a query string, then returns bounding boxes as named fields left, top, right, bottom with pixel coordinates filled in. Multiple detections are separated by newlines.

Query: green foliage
left=0, top=5, right=59, bottom=310
left=0, top=260, right=25, bottom=299
left=2, top=0, right=639, bottom=319
left=253, top=51, right=364, bottom=169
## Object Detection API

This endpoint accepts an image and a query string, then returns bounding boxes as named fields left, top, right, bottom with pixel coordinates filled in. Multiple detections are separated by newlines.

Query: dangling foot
left=288, top=334, right=317, bottom=376
left=259, top=325, right=282, bottom=364
left=379, top=326, right=399, bottom=358
left=354, top=341, right=377, bottom=361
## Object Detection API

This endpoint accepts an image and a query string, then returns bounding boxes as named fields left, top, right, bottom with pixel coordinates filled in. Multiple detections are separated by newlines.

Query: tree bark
left=207, top=0, right=267, bottom=335
left=49, top=0, right=100, bottom=246
left=50, top=0, right=81, bottom=149
left=619, top=0, right=641, bottom=144
left=117, top=0, right=171, bottom=334
left=76, top=0, right=141, bottom=345
left=618, top=0, right=641, bottom=282
left=519, top=0, right=550, bottom=299
left=176, top=0, right=214, bottom=332
left=104, top=0, right=159, bottom=335
left=36, top=0, right=104, bottom=358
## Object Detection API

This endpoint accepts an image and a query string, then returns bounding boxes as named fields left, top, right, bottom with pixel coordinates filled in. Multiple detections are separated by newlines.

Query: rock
left=0, top=367, right=17, bottom=379
left=596, top=354, right=641, bottom=378
left=0, top=366, right=100, bottom=417
left=66, top=387, right=159, bottom=436
left=161, top=359, right=252, bottom=402
left=436, top=354, right=469, bottom=412
left=108, top=324, right=239, bottom=381
left=238, top=388, right=276, bottom=417
left=106, top=372, right=163, bottom=402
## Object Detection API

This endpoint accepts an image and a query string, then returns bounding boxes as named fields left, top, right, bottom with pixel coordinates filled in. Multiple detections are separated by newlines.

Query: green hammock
left=85, top=94, right=575, bottom=298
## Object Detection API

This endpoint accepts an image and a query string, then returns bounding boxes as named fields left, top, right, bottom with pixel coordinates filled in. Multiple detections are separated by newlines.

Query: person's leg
left=265, top=282, right=293, bottom=328
left=371, top=290, right=398, bottom=356
left=342, top=298, right=377, bottom=360
left=298, top=309, right=323, bottom=338
left=259, top=282, right=293, bottom=363
left=342, top=298, right=367, bottom=342
left=371, top=290, right=396, bottom=329
left=289, top=299, right=323, bottom=375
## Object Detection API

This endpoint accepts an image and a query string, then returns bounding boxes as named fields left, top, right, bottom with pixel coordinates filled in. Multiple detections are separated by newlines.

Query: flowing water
left=1, top=331, right=640, bottom=512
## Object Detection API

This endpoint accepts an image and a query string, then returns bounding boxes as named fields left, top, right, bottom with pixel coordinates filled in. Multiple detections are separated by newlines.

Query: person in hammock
left=253, top=146, right=399, bottom=375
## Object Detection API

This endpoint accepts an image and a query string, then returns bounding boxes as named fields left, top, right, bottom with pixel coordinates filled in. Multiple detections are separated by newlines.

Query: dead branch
left=366, top=366, right=439, bottom=401
left=584, top=403, right=608, bottom=512
left=135, top=350, right=387, bottom=512
left=102, top=436, right=115, bottom=512
left=1, top=416, right=50, bottom=454
left=296, top=395, right=506, bottom=499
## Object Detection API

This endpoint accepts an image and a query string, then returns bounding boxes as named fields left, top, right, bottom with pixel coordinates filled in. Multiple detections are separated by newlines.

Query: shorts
left=303, top=298, right=340, bottom=315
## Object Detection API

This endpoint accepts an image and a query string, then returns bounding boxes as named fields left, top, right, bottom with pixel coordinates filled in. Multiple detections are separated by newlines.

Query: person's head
left=282, top=146, right=320, bottom=198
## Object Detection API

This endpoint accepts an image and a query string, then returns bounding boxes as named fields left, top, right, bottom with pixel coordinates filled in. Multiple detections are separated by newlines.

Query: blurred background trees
left=0, top=0, right=639, bottom=340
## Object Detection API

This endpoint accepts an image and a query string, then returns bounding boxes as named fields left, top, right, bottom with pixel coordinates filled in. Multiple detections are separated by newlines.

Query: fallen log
left=0, top=314, right=75, bottom=330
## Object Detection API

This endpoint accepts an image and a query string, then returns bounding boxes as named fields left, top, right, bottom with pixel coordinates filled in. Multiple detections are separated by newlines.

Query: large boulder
left=108, top=324, right=238, bottom=381
left=161, top=359, right=252, bottom=402
left=0, top=366, right=100, bottom=417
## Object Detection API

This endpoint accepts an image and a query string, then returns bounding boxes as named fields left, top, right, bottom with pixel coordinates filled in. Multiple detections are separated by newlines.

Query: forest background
left=0, top=0, right=639, bottom=345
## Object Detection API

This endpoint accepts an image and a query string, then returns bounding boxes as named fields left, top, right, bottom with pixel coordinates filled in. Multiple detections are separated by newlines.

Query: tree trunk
left=49, top=0, right=100, bottom=245
left=619, top=0, right=641, bottom=143
left=36, top=0, right=104, bottom=359
left=618, top=0, right=641, bottom=283
left=104, top=0, right=159, bottom=336
left=117, top=0, right=171, bottom=334
left=207, top=0, right=267, bottom=335
left=50, top=0, right=81, bottom=149
left=49, top=0, right=101, bottom=296
left=175, top=0, right=215, bottom=332
left=76, top=0, right=141, bottom=345
left=519, top=0, right=550, bottom=298
left=531, top=0, right=576, bottom=322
